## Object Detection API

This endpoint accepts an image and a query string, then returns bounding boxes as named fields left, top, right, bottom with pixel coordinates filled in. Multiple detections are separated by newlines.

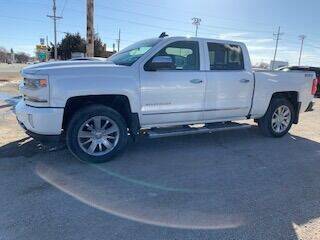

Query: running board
left=147, top=122, right=251, bottom=139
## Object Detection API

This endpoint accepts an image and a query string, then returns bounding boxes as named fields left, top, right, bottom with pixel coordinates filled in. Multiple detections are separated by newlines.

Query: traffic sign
left=38, top=52, right=47, bottom=61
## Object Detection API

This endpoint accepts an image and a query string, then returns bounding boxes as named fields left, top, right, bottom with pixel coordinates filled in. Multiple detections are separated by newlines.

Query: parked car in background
left=26, top=61, right=40, bottom=65
left=16, top=36, right=317, bottom=163
left=270, top=60, right=288, bottom=70
left=279, top=66, right=320, bottom=97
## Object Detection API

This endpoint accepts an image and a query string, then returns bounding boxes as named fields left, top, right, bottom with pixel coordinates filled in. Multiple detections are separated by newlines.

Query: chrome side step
left=147, top=122, right=251, bottom=139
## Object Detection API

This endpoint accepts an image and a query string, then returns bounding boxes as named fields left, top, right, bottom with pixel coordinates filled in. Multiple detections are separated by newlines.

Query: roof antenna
left=159, top=32, right=169, bottom=38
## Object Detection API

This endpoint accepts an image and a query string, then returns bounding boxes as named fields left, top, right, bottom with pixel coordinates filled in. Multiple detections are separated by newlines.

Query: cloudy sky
left=1, top=0, right=320, bottom=66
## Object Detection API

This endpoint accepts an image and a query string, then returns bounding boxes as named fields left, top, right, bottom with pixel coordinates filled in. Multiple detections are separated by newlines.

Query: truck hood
left=21, top=60, right=122, bottom=75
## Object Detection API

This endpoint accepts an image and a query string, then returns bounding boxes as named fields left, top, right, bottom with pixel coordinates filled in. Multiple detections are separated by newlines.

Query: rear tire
left=66, top=105, right=128, bottom=163
left=257, top=98, right=294, bottom=137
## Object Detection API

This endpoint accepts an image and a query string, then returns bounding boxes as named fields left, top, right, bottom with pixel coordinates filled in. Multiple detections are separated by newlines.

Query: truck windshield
left=109, top=39, right=161, bottom=66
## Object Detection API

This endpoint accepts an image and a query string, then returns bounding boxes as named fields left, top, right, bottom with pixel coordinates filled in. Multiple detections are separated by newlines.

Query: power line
left=57, top=6, right=196, bottom=35
left=60, top=0, right=68, bottom=16
left=94, top=4, right=190, bottom=26
left=4, top=0, right=48, bottom=7
left=57, top=30, right=134, bottom=44
left=305, top=43, right=320, bottom=49
left=0, top=15, right=47, bottom=23
left=101, top=0, right=320, bottom=41
left=94, top=3, right=274, bottom=35
left=1, top=2, right=301, bottom=44
left=0, top=14, right=317, bottom=50
left=90, top=12, right=274, bottom=39
left=200, top=24, right=273, bottom=34
left=113, top=0, right=275, bottom=28
left=0, top=15, right=81, bottom=28
left=6, top=0, right=320, bottom=42
left=93, top=14, right=195, bottom=35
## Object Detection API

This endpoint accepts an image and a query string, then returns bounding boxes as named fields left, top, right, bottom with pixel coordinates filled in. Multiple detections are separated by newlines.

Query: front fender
left=47, top=67, right=140, bottom=113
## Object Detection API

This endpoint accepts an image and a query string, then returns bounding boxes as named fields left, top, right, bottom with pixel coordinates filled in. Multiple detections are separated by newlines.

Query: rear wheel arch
left=258, top=97, right=294, bottom=137
left=271, top=91, right=299, bottom=103
left=268, top=91, right=300, bottom=124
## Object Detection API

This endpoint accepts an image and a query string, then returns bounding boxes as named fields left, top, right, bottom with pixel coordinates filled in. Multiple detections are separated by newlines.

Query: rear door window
left=207, top=42, right=244, bottom=70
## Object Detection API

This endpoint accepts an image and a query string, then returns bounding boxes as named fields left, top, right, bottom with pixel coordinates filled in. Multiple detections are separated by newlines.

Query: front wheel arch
left=62, top=95, right=141, bottom=136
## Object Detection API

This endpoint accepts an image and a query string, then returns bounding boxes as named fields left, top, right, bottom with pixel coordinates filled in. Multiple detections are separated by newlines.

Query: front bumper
left=15, top=100, right=64, bottom=135
left=17, top=122, right=63, bottom=143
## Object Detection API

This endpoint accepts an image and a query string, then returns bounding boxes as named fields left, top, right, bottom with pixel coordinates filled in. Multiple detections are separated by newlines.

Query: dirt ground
left=0, top=63, right=25, bottom=96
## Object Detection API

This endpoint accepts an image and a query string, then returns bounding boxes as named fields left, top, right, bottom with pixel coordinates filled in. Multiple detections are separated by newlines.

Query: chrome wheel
left=271, top=105, right=291, bottom=133
left=77, top=116, right=120, bottom=156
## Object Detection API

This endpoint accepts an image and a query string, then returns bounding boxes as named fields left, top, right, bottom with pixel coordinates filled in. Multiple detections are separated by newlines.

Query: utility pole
left=271, top=26, right=284, bottom=70
left=117, top=29, right=121, bottom=52
left=47, top=0, right=62, bottom=60
left=86, top=0, right=94, bottom=57
left=192, top=17, right=201, bottom=37
left=10, top=48, right=15, bottom=64
left=298, top=35, right=306, bottom=66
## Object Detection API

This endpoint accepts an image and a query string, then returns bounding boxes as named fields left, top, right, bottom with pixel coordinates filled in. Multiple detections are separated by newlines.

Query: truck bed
left=250, top=70, right=315, bottom=118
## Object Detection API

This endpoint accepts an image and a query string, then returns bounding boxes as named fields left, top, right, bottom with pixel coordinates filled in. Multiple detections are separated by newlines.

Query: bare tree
left=15, top=52, right=30, bottom=63
left=0, top=47, right=8, bottom=63
left=253, top=61, right=270, bottom=69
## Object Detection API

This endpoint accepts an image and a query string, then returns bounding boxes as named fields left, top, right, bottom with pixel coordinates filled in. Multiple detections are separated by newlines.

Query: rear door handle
left=240, top=79, right=250, bottom=83
left=190, top=79, right=203, bottom=84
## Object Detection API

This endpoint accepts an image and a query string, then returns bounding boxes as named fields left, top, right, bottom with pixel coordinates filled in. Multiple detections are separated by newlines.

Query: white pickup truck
left=16, top=36, right=317, bottom=163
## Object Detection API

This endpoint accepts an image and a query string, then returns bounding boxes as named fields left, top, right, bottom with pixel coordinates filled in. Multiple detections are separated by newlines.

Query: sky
left=1, top=0, right=320, bottom=66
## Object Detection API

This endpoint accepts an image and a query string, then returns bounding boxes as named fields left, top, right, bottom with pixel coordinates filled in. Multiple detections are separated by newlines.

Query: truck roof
left=158, top=36, right=245, bottom=46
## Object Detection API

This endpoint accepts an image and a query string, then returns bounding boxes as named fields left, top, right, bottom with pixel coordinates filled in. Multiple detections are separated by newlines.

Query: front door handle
left=240, top=79, right=250, bottom=83
left=190, top=79, right=203, bottom=84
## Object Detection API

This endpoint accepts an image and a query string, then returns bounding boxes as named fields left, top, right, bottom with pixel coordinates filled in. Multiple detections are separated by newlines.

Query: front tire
left=66, top=105, right=128, bottom=163
left=257, top=98, right=294, bottom=137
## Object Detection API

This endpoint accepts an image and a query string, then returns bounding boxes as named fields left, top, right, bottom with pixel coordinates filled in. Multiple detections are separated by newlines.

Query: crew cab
left=16, top=36, right=317, bottom=163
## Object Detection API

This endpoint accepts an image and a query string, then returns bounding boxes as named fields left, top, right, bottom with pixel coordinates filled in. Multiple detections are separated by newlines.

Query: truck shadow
left=1, top=127, right=320, bottom=239
left=0, top=137, right=65, bottom=158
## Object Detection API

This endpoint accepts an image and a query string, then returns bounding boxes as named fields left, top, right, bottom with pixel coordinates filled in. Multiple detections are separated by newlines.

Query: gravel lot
left=0, top=90, right=319, bottom=239
left=0, top=64, right=25, bottom=96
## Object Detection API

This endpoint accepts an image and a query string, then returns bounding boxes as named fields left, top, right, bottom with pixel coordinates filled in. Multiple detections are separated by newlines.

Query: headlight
left=20, top=75, right=50, bottom=106
left=24, top=78, right=48, bottom=89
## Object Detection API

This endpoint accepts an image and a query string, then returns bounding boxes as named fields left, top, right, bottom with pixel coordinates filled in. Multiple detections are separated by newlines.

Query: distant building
left=270, top=60, right=288, bottom=70
left=71, top=52, right=85, bottom=59
left=71, top=45, right=116, bottom=59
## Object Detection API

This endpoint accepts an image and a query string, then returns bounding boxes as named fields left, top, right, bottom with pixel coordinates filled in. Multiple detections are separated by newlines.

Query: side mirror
left=145, top=56, right=174, bottom=71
